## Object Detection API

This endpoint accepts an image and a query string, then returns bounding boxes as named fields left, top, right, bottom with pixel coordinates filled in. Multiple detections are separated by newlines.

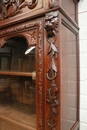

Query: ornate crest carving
left=0, top=0, right=38, bottom=20
left=44, top=11, right=59, bottom=130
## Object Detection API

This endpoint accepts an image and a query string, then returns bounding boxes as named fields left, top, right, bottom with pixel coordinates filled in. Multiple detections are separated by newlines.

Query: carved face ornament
left=44, top=12, right=59, bottom=37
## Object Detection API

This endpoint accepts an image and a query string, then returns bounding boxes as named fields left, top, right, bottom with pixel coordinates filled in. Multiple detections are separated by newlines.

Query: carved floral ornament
left=0, top=0, right=38, bottom=20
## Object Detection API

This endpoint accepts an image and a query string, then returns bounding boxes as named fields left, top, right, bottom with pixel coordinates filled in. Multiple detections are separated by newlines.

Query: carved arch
left=0, top=32, right=36, bottom=48
left=0, top=20, right=44, bottom=130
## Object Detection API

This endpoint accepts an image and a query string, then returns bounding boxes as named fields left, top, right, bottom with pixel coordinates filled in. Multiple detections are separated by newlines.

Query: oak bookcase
left=0, top=0, right=80, bottom=130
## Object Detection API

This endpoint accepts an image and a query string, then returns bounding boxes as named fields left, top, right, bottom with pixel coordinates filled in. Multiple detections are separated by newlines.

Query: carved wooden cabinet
left=0, top=0, right=80, bottom=130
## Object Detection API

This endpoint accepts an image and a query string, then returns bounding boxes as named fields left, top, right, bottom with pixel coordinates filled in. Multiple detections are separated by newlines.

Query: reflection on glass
left=0, top=37, right=36, bottom=129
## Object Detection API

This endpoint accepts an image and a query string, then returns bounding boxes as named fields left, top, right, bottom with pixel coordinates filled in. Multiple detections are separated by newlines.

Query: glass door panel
left=0, top=37, right=36, bottom=130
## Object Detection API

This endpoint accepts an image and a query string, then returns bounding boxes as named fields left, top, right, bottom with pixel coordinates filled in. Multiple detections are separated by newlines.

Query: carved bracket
left=44, top=11, right=59, bottom=130
left=0, top=0, right=38, bottom=20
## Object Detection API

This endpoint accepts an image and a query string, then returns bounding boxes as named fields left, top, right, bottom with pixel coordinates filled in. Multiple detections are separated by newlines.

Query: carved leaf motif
left=19, top=2, right=27, bottom=9
left=47, top=81, right=59, bottom=114
left=11, top=3, right=18, bottom=15
left=51, top=58, right=57, bottom=72
left=0, top=0, right=38, bottom=20
left=28, top=0, right=38, bottom=9
left=47, top=42, right=58, bottom=58
left=51, top=43, right=58, bottom=54
left=47, top=117, right=56, bottom=129
left=52, top=107, right=58, bottom=114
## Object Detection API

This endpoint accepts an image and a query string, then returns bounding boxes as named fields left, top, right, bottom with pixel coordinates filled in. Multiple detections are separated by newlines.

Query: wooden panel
left=60, top=23, right=78, bottom=130
left=61, top=0, right=76, bottom=21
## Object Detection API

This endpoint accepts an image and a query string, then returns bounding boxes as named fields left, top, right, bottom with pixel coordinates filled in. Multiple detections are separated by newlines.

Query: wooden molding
left=0, top=21, right=39, bottom=47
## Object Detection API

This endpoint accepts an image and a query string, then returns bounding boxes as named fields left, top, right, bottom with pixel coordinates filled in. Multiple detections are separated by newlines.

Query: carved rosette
left=44, top=11, right=59, bottom=130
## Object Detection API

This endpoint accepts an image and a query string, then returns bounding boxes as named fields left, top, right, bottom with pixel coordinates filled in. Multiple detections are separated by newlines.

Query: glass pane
left=0, top=37, right=36, bottom=130
left=60, top=25, right=77, bottom=130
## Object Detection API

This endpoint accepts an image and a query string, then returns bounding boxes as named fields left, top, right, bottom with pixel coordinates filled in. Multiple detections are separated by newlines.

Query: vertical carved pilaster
left=44, top=11, right=59, bottom=130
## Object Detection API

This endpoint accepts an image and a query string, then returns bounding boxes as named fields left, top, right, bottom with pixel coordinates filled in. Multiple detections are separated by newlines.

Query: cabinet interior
left=0, top=37, right=36, bottom=129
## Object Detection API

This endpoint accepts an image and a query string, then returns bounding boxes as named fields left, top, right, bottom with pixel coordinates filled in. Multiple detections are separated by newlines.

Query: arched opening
left=0, top=36, right=36, bottom=129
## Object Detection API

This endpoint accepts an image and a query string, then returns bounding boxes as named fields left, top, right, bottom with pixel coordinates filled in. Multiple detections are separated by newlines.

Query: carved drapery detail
left=0, top=0, right=38, bottom=20
left=44, top=11, right=59, bottom=130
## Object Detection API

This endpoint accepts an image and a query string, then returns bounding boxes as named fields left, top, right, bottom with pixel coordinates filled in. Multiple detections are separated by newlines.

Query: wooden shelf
left=0, top=115, right=36, bottom=130
left=0, top=101, right=36, bottom=130
left=0, top=71, right=34, bottom=77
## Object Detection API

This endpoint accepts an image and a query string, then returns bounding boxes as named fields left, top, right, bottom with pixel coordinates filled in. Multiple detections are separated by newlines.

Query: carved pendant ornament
left=44, top=11, right=59, bottom=130
left=0, top=0, right=38, bottom=20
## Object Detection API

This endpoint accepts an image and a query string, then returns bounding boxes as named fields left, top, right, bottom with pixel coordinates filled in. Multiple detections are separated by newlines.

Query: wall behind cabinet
left=78, top=1, right=87, bottom=130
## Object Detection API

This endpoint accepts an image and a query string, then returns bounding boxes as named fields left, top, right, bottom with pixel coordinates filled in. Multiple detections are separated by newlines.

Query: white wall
left=78, top=0, right=87, bottom=129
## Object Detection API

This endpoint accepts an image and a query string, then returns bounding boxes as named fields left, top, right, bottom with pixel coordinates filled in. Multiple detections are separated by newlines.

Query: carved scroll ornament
left=44, top=11, right=59, bottom=130
left=0, top=0, right=38, bottom=20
